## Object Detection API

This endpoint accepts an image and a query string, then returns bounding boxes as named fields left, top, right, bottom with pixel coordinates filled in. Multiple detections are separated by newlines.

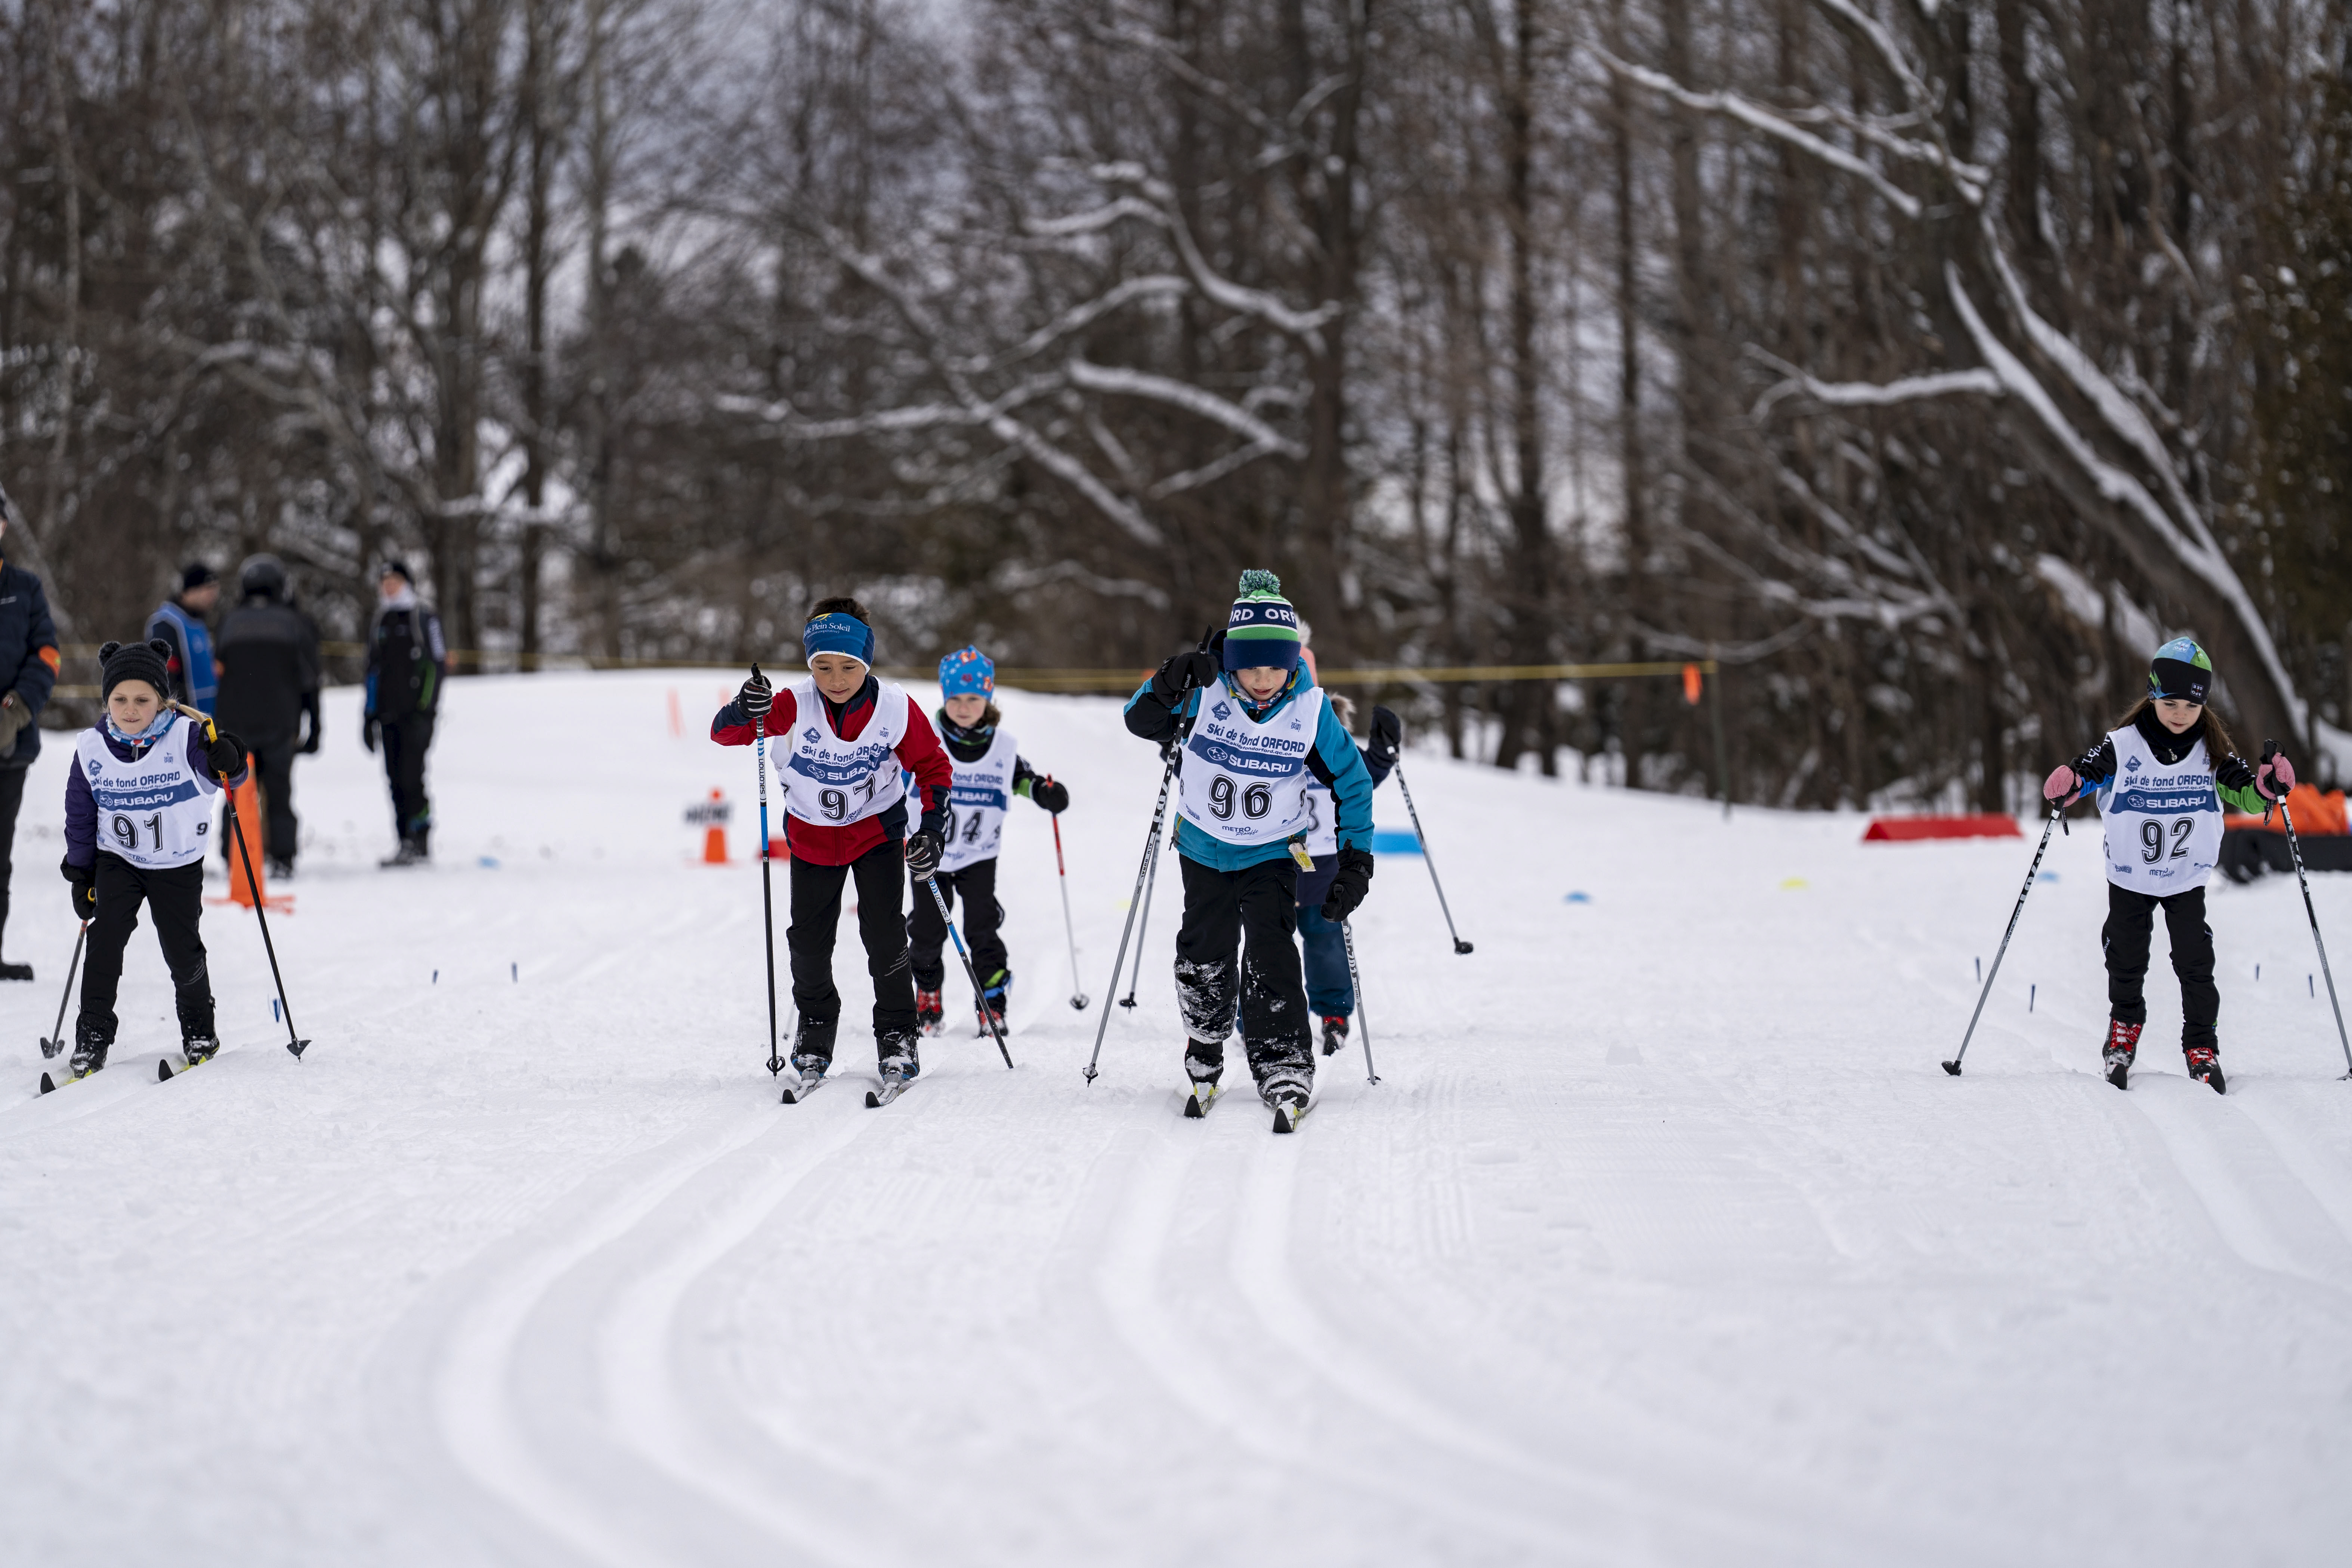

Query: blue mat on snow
left=1371, top=829, right=1422, bottom=856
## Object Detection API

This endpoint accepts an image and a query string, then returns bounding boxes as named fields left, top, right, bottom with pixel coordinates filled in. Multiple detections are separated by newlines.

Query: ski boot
left=2185, top=1044, right=2226, bottom=1095
left=2102, top=1018, right=2142, bottom=1090
left=1262, top=1070, right=1313, bottom=1135
left=0, top=959, right=32, bottom=982
left=1183, top=1040, right=1224, bottom=1119
left=267, top=856, right=296, bottom=882
left=789, top=1015, right=838, bottom=1080
left=868, top=1032, right=922, bottom=1106
left=182, top=1032, right=221, bottom=1067
left=1319, top=1014, right=1350, bottom=1057
left=68, top=1020, right=112, bottom=1082
left=975, top=973, right=1010, bottom=1037
left=915, top=988, right=945, bottom=1036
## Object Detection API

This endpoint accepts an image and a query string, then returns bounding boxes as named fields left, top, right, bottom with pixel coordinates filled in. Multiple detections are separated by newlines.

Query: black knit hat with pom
left=98, top=638, right=173, bottom=702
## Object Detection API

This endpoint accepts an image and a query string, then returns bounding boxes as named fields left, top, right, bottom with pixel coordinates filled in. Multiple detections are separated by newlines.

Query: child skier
left=911, top=645, right=1070, bottom=1036
left=55, top=639, right=248, bottom=1083
left=1296, top=694, right=1400, bottom=1056
left=712, top=599, right=955, bottom=1096
left=2042, top=637, right=2295, bottom=1094
left=1124, top=570, right=1376, bottom=1131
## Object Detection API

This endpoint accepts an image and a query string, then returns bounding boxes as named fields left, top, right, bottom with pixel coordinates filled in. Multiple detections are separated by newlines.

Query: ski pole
left=2262, top=741, right=2352, bottom=1077
left=1086, top=740, right=1184, bottom=1083
left=1341, top=918, right=1379, bottom=1086
left=753, top=672, right=782, bottom=1077
left=1392, top=761, right=1473, bottom=954
left=1119, top=782, right=1168, bottom=1010
left=172, top=701, right=309, bottom=1058
left=38, top=921, right=87, bottom=1060
left=1050, top=804, right=1088, bottom=1010
left=924, top=873, right=1014, bottom=1068
left=1943, top=802, right=2062, bottom=1076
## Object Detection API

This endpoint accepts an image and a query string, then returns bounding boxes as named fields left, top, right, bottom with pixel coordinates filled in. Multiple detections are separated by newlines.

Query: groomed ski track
left=5, top=670, right=2352, bottom=1565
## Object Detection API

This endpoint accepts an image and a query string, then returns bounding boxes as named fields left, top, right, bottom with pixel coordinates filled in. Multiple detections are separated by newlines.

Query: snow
left=5, top=669, right=2352, bottom=1565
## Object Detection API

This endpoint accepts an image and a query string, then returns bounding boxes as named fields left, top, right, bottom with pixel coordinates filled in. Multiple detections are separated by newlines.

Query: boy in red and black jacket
left=712, top=597, right=954, bottom=1087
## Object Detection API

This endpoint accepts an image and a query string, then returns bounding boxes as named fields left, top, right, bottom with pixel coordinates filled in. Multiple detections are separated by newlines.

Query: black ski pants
left=2104, top=881, right=2219, bottom=1050
left=907, top=858, right=1008, bottom=996
left=787, top=835, right=916, bottom=1057
left=1174, top=853, right=1313, bottom=1093
left=381, top=712, right=434, bottom=842
left=0, top=763, right=25, bottom=955
left=220, top=733, right=299, bottom=865
left=79, top=855, right=214, bottom=1045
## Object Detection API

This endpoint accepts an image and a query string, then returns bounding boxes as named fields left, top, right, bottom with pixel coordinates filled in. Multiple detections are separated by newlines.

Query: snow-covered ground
left=5, top=669, right=2352, bottom=1566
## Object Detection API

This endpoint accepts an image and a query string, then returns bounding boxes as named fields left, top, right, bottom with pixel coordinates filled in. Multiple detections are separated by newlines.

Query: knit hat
left=379, top=559, right=414, bottom=584
left=180, top=562, right=219, bottom=592
left=803, top=610, right=875, bottom=668
left=1221, top=569, right=1302, bottom=672
left=98, top=638, right=173, bottom=702
left=2148, top=637, right=2214, bottom=704
left=939, top=644, right=995, bottom=699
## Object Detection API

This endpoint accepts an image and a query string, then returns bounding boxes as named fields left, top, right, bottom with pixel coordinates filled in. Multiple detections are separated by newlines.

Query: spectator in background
left=146, top=563, right=222, bottom=716
left=365, top=560, right=446, bottom=867
left=0, top=482, right=62, bottom=980
left=214, top=554, right=321, bottom=880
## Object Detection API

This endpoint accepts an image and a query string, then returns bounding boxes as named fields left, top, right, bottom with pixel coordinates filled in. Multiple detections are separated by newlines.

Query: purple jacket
left=64, top=715, right=248, bottom=869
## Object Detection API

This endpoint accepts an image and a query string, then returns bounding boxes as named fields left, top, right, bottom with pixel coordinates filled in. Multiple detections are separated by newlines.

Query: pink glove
left=2043, top=765, right=2078, bottom=803
left=2259, top=753, right=2297, bottom=801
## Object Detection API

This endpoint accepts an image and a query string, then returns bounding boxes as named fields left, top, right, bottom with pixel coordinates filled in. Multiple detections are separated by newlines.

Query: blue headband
left=803, top=613, right=875, bottom=668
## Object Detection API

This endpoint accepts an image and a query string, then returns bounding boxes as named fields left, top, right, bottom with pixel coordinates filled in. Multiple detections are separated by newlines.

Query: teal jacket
left=1124, top=668, right=1375, bottom=872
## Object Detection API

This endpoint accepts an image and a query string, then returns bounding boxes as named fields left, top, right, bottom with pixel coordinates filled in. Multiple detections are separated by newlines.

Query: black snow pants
left=2103, top=881, right=2219, bottom=1051
left=907, top=857, right=1007, bottom=997
left=0, top=763, right=26, bottom=956
left=78, top=855, right=214, bottom=1046
left=221, top=733, right=299, bottom=866
left=787, top=835, right=917, bottom=1060
left=381, top=712, right=435, bottom=844
left=1174, top=853, right=1313, bottom=1095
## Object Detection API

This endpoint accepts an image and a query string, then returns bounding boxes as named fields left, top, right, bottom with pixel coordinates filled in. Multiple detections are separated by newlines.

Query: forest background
left=5, top=0, right=2351, bottom=809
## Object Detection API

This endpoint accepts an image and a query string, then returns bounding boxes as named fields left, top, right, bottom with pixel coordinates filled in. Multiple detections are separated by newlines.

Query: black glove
left=1367, top=705, right=1402, bottom=766
left=1030, top=776, right=1069, bottom=814
left=1152, top=647, right=1220, bottom=702
left=62, top=857, right=95, bottom=922
left=299, top=694, right=322, bottom=754
left=738, top=667, right=774, bottom=721
left=1320, top=845, right=1374, bottom=922
left=905, top=829, right=943, bottom=878
left=205, top=729, right=248, bottom=781
left=363, top=715, right=380, bottom=753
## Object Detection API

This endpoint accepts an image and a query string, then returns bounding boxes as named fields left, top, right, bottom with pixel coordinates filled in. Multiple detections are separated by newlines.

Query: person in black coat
left=213, top=554, right=321, bottom=878
left=0, top=483, right=61, bottom=978
left=364, top=560, right=447, bottom=866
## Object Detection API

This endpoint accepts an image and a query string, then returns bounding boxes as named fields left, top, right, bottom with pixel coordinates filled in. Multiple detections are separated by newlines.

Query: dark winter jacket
left=710, top=674, right=954, bottom=866
left=63, top=713, right=248, bottom=868
left=146, top=597, right=219, bottom=715
left=365, top=597, right=447, bottom=720
left=215, top=592, right=321, bottom=746
left=2067, top=708, right=2267, bottom=816
left=0, top=557, right=61, bottom=768
left=1124, top=665, right=1375, bottom=872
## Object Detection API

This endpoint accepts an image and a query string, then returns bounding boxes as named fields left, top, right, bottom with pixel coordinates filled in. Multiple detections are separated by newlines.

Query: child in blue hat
left=912, top=645, right=1069, bottom=1035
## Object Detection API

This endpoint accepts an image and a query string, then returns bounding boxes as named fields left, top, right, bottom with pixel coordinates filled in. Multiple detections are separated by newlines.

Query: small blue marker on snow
left=2257, top=964, right=2262, bottom=981
left=272, top=999, right=279, bottom=1023
left=1564, top=891, right=1592, bottom=904
left=511, top=962, right=518, bottom=983
left=433, top=970, right=439, bottom=985
left=2038, top=871, right=2059, bottom=882
left=2030, top=984, right=2036, bottom=1012
left=1975, top=957, right=1982, bottom=983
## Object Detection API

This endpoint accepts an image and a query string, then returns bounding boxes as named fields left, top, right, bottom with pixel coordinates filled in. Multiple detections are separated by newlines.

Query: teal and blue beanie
left=803, top=611, right=874, bottom=668
left=1221, top=569, right=1302, bottom=672
left=2148, top=637, right=2213, bottom=704
left=939, top=644, right=995, bottom=699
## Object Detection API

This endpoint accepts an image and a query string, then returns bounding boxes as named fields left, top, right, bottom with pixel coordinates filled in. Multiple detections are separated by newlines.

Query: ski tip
left=864, top=1089, right=883, bottom=1108
left=1184, top=1095, right=1204, bottom=1119
left=1271, top=1108, right=1295, bottom=1134
left=1940, top=1060, right=1963, bottom=1076
left=38, top=1072, right=57, bottom=1095
left=157, top=1058, right=174, bottom=1082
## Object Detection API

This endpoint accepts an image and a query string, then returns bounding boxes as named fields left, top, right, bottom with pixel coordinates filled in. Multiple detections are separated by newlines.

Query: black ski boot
left=1319, top=1014, right=1349, bottom=1057
left=182, top=1032, right=222, bottom=1067
left=1183, top=1040, right=1224, bottom=1119
left=868, top=1031, right=921, bottom=1106
left=0, top=959, right=32, bottom=982
left=789, top=1015, right=838, bottom=1080
left=2185, top=1044, right=2226, bottom=1095
left=1262, top=1070, right=1313, bottom=1134
left=2102, top=1018, right=2141, bottom=1090
left=915, top=988, right=944, bottom=1037
left=68, top=1019, right=112, bottom=1081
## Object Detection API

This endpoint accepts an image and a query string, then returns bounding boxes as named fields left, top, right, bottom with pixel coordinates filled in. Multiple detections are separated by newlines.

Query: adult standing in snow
left=146, top=563, right=222, bottom=717
left=364, top=561, right=446, bottom=867
left=0, top=482, right=62, bottom=981
left=214, top=554, right=322, bottom=880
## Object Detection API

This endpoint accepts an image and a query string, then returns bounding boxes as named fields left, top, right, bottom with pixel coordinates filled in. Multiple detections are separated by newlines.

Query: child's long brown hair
left=2113, top=693, right=2240, bottom=762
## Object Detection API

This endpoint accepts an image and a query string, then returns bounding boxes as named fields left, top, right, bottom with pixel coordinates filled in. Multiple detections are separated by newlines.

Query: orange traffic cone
left=213, top=761, right=292, bottom=912
left=702, top=789, right=729, bottom=863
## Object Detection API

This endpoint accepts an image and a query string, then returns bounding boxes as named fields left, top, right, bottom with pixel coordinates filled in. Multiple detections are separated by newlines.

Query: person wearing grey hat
left=213, top=552, right=321, bottom=878
left=146, top=562, right=222, bottom=717
left=0, top=481, right=61, bottom=980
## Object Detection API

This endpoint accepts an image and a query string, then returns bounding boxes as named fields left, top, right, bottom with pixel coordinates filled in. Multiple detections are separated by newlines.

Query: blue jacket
left=146, top=599, right=219, bottom=715
left=1124, top=668, right=1375, bottom=872
left=0, top=558, right=61, bottom=768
